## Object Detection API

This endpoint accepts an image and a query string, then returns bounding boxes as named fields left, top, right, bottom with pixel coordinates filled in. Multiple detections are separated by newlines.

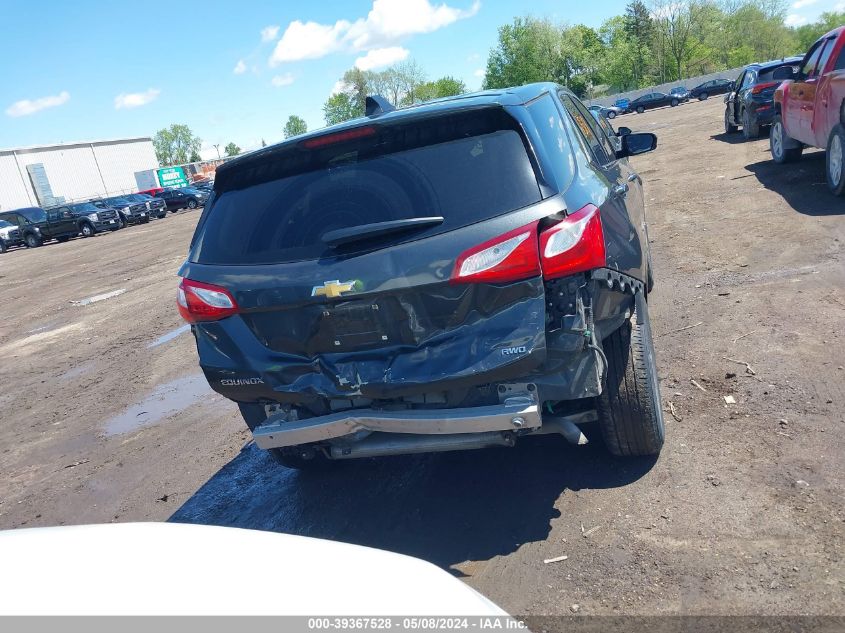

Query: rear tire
left=636, top=106, right=645, bottom=114
left=699, top=92, right=708, bottom=101
left=770, top=115, right=803, bottom=164
left=741, top=108, right=760, bottom=140
left=724, top=107, right=738, bottom=134
left=596, top=292, right=665, bottom=457
left=826, top=124, right=845, bottom=196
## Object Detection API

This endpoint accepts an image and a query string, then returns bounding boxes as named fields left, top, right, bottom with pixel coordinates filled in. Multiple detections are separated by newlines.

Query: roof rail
left=365, top=95, right=395, bottom=116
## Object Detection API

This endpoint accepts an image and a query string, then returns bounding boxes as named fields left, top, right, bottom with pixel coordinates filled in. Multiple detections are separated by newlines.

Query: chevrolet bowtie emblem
left=311, top=280, right=357, bottom=298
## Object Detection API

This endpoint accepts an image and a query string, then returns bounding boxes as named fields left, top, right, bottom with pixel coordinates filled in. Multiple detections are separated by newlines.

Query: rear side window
left=192, top=109, right=542, bottom=265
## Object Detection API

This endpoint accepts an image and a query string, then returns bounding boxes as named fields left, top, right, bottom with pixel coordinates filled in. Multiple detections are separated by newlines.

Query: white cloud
left=270, top=20, right=350, bottom=64
left=114, top=88, right=160, bottom=110
left=785, top=13, right=808, bottom=26
left=330, top=79, right=348, bottom=96
left=467, top=52, right=480, bottom=62
left=270, top=0, right=479, bottom=65
left=354, top=46, right=409, bottom=70
left=5, top=91, right=70, bottom=117
left=473, top=68, right=485, bottom=78
left=792, top=0, right=816, bottom=8
left=271, top=73, right=295, bottom=87
left=261, top=25, right=280, bottom=41
left=835, top=0, right=845, bottom=10
left=233, top=59, right=247, bottom=74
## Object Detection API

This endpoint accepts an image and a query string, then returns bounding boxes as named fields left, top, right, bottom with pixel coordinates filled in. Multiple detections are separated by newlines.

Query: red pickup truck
left=771, top=26, right=845, bottom=195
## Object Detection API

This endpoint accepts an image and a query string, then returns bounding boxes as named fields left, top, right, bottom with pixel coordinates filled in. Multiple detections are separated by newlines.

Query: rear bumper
left=750, top=104, right=775, bottom=125
left=253, top=395, right=543, bottom=450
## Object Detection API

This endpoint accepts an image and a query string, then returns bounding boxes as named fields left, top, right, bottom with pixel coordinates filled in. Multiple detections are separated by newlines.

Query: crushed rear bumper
left=252, top=395, right=543, bottom=450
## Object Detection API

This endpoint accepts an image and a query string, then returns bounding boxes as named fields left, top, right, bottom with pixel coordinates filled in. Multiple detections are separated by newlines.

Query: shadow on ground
left=710, top=132, right=750, bottom=145
left=745, top=150, right=844, bottom=216
left=170, top=434, right=655, bottom=570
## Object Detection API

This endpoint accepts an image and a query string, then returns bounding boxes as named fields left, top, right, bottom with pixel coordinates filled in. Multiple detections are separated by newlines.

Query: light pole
left=213, top=144, right=221, bottom=159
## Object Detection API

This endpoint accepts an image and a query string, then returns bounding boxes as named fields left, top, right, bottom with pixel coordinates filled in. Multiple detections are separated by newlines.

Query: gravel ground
left=0, top=96, right=842, bottom=617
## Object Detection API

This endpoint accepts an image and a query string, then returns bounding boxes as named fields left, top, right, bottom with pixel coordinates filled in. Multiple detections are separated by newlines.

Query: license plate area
left=319, top=300, right=409, bottom=351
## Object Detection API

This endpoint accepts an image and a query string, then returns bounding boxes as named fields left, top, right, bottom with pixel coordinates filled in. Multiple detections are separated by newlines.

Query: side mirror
left=61, top=211, right=72, bottom=219
left=617, top=126, right=632, bottom=137
left=771, top=66, right=795, bottom=81
left=619, top=132, right=657, bottom=157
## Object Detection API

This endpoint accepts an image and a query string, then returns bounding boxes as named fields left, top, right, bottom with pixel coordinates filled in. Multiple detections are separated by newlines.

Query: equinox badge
left=311, top=280, right=359, bottom=298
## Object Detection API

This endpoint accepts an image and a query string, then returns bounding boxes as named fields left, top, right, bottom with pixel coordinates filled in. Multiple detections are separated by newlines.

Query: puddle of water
left=71, top=288, right=126, bottom=306
left=147, top=324, right=191, bottom=349
left=104, top=374, right=213, bottom=436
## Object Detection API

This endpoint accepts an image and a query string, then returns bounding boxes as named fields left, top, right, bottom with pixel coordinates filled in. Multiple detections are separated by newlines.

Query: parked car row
left=0, top=185, right=211, bottom=253
left=598, top=78, right=735, bottom=117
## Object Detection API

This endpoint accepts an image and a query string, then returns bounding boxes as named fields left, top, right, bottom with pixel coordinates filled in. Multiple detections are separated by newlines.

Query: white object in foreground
left=0, top=522, right=507, bottom=616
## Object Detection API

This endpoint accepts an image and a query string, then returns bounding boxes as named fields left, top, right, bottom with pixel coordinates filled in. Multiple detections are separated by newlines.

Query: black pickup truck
left=0, top=203, right=120, bottom=247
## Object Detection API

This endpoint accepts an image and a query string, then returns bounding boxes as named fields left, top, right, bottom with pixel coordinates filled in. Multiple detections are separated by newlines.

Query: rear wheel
left=698, top=92, right=708, bottom=101
left=770, top=115, right=803, bottom=163
left=724, top=107, right=738, bottom=134
left=24, top=232, right=42, bottom=248
left=741, top=108, right=759, bottom=140
left=596, top=292, right=665, bottom=457
left=636, top=106, right=645, bottom=114
left=826, top=124, right=845, bottom=196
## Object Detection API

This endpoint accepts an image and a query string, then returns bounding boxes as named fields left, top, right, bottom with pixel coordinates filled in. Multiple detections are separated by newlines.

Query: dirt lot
left=0, top=96, right=842, bottom=617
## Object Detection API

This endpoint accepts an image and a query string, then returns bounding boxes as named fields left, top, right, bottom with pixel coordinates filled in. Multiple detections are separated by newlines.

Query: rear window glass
left=191, top=109, right=541, bottom=265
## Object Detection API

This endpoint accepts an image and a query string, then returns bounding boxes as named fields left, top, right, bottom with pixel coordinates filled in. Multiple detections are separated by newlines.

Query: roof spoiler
left=365, top=95, right=395, bottom=117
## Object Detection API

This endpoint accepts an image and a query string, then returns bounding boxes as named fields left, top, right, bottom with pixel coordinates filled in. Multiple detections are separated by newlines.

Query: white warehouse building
left=0, top=137, right=159, bottom=211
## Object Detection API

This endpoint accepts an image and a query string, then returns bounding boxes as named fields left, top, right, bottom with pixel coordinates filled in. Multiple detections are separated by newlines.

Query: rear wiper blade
left=322, top=217, right=444, bottom=248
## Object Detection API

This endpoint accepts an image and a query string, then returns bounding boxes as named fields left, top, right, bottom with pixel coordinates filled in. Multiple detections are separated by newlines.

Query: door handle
left=613, top=183, right=629, bottom=198
left=627, top=173, right=639, bottom=182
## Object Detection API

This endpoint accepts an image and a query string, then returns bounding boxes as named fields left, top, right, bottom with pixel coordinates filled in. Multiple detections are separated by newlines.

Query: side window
left=526, top=93, right=575, bottom=192
left=48, top=209, right=59, bottom=222
left=836, top=46, right=845, bottom=71
left=739, top=72, right=753, bottom=89
left=801, top=41, right=825, bottom=78
left=560, top=94, right=615, bottom=164
left=815, top=37, right=836, bottom=76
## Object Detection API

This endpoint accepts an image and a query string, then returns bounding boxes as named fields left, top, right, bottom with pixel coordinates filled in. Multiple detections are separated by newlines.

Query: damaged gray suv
left=177, top=84, right=664, bottom=468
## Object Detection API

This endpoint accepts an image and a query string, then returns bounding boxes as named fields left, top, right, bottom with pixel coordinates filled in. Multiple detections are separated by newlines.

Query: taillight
left=539, top=204, right=606, bottom=279
left=751, top=81, right=779, bottom=95
left=300, top=126, right=376, bottom=149
left=450, top=221, right=541, bottom=284
left=177, top=278, right=238, bottom=323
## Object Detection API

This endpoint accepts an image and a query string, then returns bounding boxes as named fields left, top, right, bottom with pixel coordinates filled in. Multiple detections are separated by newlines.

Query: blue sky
left=0, top=0, right=842, bottom=159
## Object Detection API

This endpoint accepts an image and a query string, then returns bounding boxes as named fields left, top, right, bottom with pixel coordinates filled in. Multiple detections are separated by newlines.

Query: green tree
left=224, top=142, right=241, bottom=157
left=189, top=150, right=201, bottom=163
left=153, top=124, right=201, bottom=166
left=624, top=1, right=654, bottom=87
left=414, top=76, right=466, bottom=102
left=795, top=11, right=845, bottom=51
left=323, top=92, right=361, bottom=126
left=483, top=17, right=568, bottom=89
left=283, top=115, right=308, bottom=138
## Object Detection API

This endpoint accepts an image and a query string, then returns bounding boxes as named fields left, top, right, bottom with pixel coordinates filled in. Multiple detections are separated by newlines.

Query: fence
left=587, top=66, right=745, bottom=107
